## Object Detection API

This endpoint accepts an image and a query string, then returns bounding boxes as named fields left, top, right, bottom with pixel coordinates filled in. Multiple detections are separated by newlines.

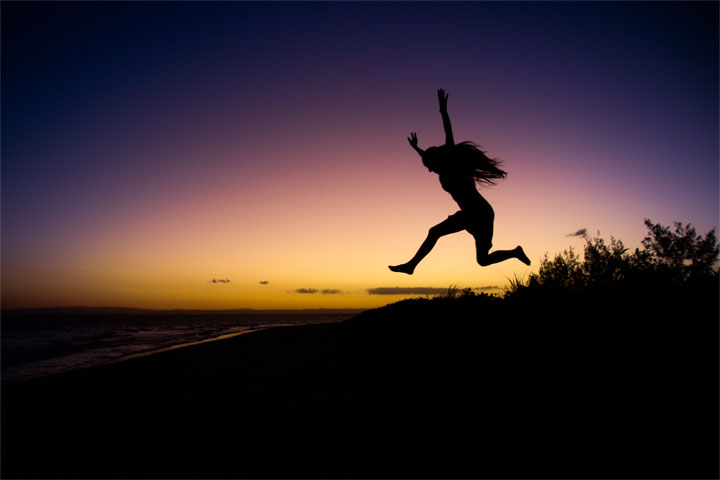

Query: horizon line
left=2, top=305, right=370, bottom=315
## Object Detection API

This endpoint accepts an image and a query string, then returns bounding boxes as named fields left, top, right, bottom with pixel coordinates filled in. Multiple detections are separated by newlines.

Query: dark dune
left=2, top=287, right=718, bottom=479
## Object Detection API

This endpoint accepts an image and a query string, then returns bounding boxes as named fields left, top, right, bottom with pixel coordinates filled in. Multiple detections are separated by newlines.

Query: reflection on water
left=2, top=314, right=352, bottom=382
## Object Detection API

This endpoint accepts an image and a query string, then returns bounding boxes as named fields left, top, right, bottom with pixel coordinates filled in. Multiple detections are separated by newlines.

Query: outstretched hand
left=438, top=88, right=448, bottom=111
left=408, top=132, right=418, bottom=148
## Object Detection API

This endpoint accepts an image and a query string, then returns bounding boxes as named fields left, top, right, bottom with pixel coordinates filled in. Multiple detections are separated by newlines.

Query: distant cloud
left=293, top=288, right=345, bottom=294
left=259, top=280, right=269, bottom=285
left=295, top=288, right=318, bottom=294
left=567, top=228, right=588, bottom=238
left=367, top=287, right=448, bottom=295
left=210, top=278, right=231, bottom=284
left=321, top=289, right=343, bottom=295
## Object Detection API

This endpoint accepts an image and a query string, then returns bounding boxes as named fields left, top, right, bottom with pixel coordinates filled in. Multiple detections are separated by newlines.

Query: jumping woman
left=389, top=89, right=531, bottom=274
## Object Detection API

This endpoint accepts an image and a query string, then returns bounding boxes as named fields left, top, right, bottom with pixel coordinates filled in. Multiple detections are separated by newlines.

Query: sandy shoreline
left=2, top=327, right=274, bottom=385
left=2, top=313, right=356, bottom=384
left=3, top=321, right=374, bottom=477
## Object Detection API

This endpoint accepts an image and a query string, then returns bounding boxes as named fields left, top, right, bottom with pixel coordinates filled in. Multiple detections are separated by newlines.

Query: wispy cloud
left=367, top=286, right=500, bottom=295
left=321, top=289, right=343, bottom=295
left=367, top=287, right=448, bottom=295
left=567, top=228, right=588, bottom=238
left=210, top=278, right=231, bottom=284
left=259, top=280, right=269, bottom=285
left=293, top=288, right=345, bottom=294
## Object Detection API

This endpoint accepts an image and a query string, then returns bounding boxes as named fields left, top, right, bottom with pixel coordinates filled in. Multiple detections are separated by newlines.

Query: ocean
left=1, top=311, right=358, bottom=382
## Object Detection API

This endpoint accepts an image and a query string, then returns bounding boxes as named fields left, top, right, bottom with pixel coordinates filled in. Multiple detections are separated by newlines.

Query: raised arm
left=438, top=88, right=454, bottom=146
left=408, top=132, right=424, bottom=157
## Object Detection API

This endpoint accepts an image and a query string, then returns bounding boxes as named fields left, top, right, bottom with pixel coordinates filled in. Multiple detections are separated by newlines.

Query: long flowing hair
left=455, top=141, right=507, bottom=185
left=425, top=141, right=507, bottom=186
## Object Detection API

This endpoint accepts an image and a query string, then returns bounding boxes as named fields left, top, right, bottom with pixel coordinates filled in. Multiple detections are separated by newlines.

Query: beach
left=3, top=291, right=718, bottom=478
left=1, top=311, right=359, bottom=382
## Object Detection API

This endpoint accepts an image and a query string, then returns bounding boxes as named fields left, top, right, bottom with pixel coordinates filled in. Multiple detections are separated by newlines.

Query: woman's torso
left=438, top=172, right=494, bottom=217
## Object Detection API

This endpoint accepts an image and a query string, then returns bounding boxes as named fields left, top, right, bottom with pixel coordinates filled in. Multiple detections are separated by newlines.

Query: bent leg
left=477, top=245, right=531, bottom=267
left=389, top=213, right=467, bottom=274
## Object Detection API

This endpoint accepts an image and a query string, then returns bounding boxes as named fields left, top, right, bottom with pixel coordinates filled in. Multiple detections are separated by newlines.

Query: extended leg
left=389, top=214, right=466, bottom=274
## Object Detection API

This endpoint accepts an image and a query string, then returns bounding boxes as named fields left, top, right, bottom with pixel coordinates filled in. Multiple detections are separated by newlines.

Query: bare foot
left=515, top=246, right=531, bottom=266
left=389, top=264, right=415, bottom=275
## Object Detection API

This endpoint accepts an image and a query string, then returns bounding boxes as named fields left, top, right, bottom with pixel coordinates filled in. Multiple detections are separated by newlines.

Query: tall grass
left=504, top=273, right=528, bottom=296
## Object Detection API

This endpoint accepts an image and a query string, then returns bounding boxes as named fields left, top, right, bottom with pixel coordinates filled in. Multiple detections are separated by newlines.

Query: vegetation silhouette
left=357, top=218, right=719, bottom=478
left=390, top=89, right=530, bottom=275
left=520, top=218, right=719, bottom=293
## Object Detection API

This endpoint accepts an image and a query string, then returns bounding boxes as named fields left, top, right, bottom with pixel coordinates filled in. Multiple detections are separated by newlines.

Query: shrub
left=533, top=248, right=584, bottom=290
left=640, top=219, right=719, bottom=283
left=528, top=219, right=718, bottom=292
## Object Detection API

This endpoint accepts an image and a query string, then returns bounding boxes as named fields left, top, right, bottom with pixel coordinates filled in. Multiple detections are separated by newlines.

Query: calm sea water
left=1, top=313, right=355, bottom=382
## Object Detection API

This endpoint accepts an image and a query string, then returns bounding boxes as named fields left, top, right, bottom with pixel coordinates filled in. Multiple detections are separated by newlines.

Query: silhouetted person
left=390, top=89, right=531, bottom=274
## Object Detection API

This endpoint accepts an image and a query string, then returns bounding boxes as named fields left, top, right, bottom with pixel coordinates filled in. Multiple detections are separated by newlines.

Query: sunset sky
left=2, top=1, right=718, bottom=310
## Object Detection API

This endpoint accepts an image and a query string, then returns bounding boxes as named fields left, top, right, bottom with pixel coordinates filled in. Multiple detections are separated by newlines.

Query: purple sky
left=2, top=1, right=718, bottom=308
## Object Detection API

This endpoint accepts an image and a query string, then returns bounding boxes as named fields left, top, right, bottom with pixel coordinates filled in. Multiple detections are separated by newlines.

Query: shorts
left=446, top=209, right=494, bottom=252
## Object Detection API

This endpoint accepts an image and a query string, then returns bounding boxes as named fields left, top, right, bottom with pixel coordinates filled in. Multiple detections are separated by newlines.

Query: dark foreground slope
left=3, top=285, right=718, bottom=478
